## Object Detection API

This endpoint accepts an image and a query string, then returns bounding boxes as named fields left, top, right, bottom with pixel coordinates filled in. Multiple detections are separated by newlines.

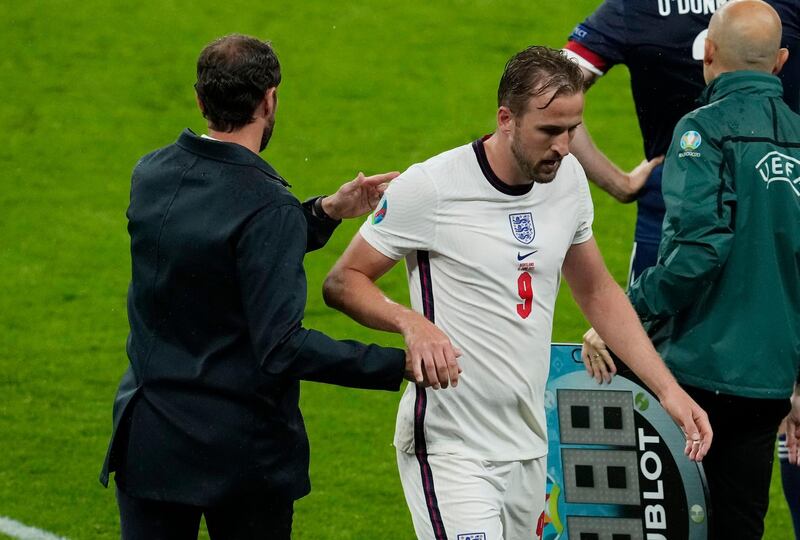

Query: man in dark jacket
left=584, top=2, right=800, bottom=538
left=99, top=34, right=458, bottom=539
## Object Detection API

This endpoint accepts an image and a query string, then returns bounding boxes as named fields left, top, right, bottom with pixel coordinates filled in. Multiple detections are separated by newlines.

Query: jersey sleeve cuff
left=358, top=220, right=405, bottom=261
left=572, top=229, right=594, bottom=245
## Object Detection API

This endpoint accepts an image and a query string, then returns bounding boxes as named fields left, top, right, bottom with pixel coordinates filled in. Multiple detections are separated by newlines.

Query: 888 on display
left=542, top=345, right=709, bottom=540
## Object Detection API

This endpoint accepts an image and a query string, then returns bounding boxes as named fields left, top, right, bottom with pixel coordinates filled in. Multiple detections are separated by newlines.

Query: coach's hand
left=399, top=312, right=461, bottom=390
left=581, top=327, right=616, bottom=384
left=322, top=171, right=399, bottom=220
left=659, top=384, right=713, bottom=462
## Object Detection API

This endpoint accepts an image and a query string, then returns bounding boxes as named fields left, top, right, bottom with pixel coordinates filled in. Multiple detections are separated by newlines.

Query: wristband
left=313, top=196, right=334, bottom=220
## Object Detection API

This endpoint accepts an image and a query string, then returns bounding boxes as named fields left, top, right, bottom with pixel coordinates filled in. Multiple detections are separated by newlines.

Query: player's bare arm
left=570, top=65, right=664, bottom=202
left=561, top=238, right=712, bottom=462
left=323, top=233, right=461, bottom=390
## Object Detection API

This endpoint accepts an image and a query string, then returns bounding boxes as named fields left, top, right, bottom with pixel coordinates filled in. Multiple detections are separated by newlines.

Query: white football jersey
left=360, top=137, right=594, bottom=460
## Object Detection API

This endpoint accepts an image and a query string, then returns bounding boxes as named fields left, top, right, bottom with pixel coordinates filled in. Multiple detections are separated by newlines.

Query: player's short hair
left=498, top=46, right=583, bottom=115
left=194, top=34, right=281, bottom=132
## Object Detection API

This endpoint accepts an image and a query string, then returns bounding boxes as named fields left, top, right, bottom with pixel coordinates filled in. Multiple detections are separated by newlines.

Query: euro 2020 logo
left=680, top=131, right=702, bottom=151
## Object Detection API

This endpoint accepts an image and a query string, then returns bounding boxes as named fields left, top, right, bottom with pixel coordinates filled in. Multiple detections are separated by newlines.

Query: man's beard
left=510, top=136, right=558, bottom=184
left=259, top=118, right=275, bottom=152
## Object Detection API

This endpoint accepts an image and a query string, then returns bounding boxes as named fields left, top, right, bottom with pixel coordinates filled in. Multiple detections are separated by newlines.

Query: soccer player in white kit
left=323, top=47, right=712, bottom=540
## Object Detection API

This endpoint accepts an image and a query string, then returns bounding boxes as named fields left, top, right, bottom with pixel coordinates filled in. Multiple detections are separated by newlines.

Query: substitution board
left=542, top=344, right=709, bottom=540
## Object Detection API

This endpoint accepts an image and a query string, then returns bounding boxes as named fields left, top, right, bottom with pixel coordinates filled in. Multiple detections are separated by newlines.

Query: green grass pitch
left=0, top=1, right=794, bottom=538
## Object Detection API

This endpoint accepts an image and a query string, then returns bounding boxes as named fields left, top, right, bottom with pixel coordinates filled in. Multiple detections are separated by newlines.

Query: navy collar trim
left=471, top=136, right=533, bottom=196
left=175, top=129, right=289, bottom=186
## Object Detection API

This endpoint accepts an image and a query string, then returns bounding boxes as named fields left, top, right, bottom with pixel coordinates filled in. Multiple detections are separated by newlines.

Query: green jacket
left=628, top=71, right=800, bottom=399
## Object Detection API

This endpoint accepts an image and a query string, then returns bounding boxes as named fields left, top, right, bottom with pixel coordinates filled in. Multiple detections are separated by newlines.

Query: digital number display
left=562, top=448, right=640, bottom=505
left=567, top=516, right=643, bottom=540
left=543, top=345, right=709, bottom=540
left=557, top=389, right=636, bottom=446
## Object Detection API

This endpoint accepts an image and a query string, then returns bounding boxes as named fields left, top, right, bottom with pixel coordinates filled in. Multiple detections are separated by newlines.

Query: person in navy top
left=564, top=0, right=799, bottom=284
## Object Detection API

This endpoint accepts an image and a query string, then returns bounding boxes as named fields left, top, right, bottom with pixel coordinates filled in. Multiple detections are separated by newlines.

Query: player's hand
left=399, top=312, right=461, bottom=390
left=619, top=155, right=664, bottom=203
left=786, top=386, right=800, bottom=465
left=322, top=171, right=399, bottom=220
left=659, top=384, right=713, bottom=462
left=581, top=328, right=616, bottom=384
